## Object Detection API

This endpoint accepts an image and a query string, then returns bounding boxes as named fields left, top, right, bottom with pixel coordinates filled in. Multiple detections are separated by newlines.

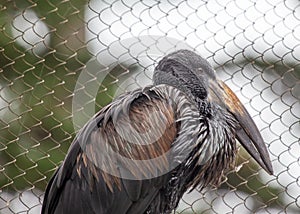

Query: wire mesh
left=0, top=0, right=299, bottom=213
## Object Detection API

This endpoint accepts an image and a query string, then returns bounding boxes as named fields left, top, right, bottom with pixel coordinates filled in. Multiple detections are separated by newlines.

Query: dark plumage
left=42, top=50, right=273, bottom=214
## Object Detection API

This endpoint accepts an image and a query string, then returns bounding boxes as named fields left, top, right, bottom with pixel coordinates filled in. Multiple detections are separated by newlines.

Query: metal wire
left=0, top=0, right=299, bottom=213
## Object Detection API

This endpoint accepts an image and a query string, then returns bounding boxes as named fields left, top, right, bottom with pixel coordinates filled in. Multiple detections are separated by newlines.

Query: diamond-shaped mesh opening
left=0, top=0, right=299, bottom=213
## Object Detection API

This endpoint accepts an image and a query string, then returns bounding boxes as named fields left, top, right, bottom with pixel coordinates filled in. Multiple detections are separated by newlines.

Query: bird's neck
left=184, top=108, right=237, bottom=191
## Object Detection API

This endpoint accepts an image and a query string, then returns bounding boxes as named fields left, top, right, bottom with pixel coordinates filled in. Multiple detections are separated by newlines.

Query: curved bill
left=209, top=80, right=273, bottom=175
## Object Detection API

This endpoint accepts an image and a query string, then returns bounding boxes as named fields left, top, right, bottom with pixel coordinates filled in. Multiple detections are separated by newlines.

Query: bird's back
left=42, top=85, right=202, bottom=214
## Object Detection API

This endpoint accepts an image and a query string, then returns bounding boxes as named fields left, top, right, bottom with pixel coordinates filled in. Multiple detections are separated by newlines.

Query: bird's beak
left=209, top=80, right=273, bottom=175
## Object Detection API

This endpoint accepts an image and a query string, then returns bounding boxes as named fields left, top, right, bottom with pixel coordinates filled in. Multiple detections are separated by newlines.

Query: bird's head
left=153, top=49, right=273, bottom=175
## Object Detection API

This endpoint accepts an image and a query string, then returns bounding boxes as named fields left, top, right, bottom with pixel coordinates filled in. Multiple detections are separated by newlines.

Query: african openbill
left=42, top=50, right=273, bottom=214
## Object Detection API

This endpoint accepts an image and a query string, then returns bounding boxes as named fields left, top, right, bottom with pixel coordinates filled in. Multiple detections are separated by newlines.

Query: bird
left=42, top=49, right=273, bottom=214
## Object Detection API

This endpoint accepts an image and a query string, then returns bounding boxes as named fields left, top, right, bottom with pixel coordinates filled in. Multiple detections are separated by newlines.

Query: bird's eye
left=197, top=68, right=204, bottom=74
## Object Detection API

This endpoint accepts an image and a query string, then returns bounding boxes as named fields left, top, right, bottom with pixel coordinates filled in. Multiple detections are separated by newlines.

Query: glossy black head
left=153, top=49, right=216, bottom=101
left=153, top=49, right=273, bottom=175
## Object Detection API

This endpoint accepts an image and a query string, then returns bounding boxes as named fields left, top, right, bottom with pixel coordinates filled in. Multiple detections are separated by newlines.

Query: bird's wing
left=42, top=86, right=182, bottom=214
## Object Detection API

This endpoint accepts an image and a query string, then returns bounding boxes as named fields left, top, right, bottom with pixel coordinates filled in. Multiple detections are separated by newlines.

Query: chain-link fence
left=0, top=0, right=299, bottom=213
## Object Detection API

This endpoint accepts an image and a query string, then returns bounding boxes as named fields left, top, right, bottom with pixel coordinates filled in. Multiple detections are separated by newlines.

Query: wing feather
left=42, top=86, right=178, bottom=214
